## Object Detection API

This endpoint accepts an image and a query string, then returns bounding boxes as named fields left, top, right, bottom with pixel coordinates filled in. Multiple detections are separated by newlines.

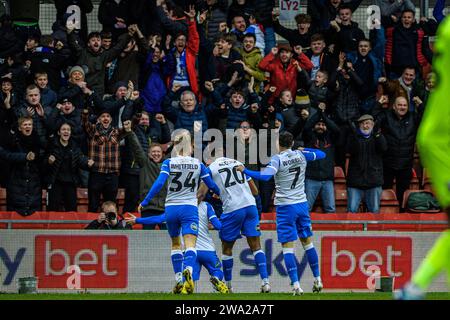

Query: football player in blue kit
left=127, top=201, right=229, bottom=293
left=138, top=130, right=221, bottom=294
left=238, top=132, right=326, bottom=295
left=203, top=149, right=271, bottom=293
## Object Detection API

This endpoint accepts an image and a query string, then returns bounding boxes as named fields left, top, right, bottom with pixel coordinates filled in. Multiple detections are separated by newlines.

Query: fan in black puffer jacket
left=196, top=0, right=228, bottom=42
left=1, top=124, right=45, bottom=216
left=44, top=125, right=92, bottom=212
left=346, top=120, right=387, bottom=190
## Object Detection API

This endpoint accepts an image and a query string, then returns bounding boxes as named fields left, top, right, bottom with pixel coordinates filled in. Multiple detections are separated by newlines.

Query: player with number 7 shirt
left=237, top=131, right=326, bottom=295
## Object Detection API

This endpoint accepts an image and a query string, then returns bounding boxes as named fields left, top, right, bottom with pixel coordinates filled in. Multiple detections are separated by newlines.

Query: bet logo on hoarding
left=35, top=235, right=128, bottom=289
left=321, top=236, right=411, bottom=290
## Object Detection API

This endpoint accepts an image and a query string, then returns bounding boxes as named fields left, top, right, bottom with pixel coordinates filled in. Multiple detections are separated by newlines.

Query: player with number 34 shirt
left=139, top=130, right=221, bottom=295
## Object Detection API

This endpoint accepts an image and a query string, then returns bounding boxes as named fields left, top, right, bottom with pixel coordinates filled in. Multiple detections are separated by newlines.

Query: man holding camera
left=85, top=201, right=131, bottom=229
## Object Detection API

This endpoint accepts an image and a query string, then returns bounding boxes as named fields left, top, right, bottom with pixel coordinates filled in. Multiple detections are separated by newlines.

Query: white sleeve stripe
left=313, top=153, right=316, bottom=161
left=267, top=165, right=277, bottom=170
left=161, top=171, right=170, bottom=175
left=200, top=174, right=210, bottom=178
left=209, top=215, right=217, bottom=220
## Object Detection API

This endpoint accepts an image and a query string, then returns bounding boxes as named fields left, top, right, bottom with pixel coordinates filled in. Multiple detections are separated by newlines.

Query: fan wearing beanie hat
left=58, top=96, right=74, bottom=105
left=69, top=65, right=85, bottom=77
left=274, top=113, right=285, bottom=131
left=100, top=80, right=142, bottom=128
left=59, top=65, right=96, bottom=110
left=113, top=81, right=128, bottom=96
left=56, top=96, right=77, bottom=116
left=96, top=108, right=112, bottom=119
left=68, top=65, right=86, bottom=84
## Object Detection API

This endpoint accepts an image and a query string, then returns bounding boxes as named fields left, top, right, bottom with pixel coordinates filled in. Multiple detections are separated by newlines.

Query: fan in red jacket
left=167, top=7, right=200, bottom=100
left=259, top=43, right=313, bottom=104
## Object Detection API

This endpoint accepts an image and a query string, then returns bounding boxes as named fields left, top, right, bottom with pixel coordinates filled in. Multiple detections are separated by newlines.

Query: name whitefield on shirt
left=170, top=163, right=199, bottom=170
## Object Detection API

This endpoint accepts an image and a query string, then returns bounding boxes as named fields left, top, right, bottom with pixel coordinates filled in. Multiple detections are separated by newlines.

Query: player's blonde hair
left=172, top=129, right=192, bottom=157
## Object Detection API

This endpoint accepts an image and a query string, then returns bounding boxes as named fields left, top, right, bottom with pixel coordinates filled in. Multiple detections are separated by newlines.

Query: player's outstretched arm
left=200, top=164, right=221, bottom=196
left=301, top=148, right=326, bottom=161
left=241, top=166, right=277, bottom=182
left=136, top=214, right=166, bottom=225
left=140, top=160, right=170, bottom=207
left=206, top=202, right=221, bottom=230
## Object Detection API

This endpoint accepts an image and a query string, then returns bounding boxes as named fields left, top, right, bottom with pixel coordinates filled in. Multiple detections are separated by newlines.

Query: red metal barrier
left=0, top=211, right=143, bottom=230
left=0, top=211, right=446, bottom=231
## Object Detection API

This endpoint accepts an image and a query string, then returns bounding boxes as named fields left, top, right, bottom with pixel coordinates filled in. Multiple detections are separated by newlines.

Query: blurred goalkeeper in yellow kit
left=395, top=16, right=450, bottom=300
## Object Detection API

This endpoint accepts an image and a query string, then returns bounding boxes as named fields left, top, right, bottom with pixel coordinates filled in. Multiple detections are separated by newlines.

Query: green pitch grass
left=0, top=292, right=449, bottom=300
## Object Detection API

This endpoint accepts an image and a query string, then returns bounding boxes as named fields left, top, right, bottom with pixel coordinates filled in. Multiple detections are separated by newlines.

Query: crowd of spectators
left=0, top=0, right=446, bottom=217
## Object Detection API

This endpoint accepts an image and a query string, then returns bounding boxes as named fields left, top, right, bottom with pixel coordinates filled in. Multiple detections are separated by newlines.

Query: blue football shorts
left=276, top=202, right=313, bottom=243
left=165, top=205, right=199, bottom=238
left=192, top=250, right=223, bottom=281
left=219, top=205, right=261, bottom=242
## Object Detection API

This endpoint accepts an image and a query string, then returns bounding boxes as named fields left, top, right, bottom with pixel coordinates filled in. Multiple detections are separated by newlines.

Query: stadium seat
left=77, top=188, right=89, bottom=212
left=0, top=188, right=6, bottom=211
left=410, top=168, right=420, bottom=190
left=312, top=181, right=345, bottom=213
left=335, top=189, right=348, bottom=213
left=334, top=166, right=346, bottom=190
left=380, top=189, right=399, bottom=213
left=117, top=188, right=125, bottom=212
left=422, top=168, right=432, bottom=191
left=42, top=189, right=47, bottom=211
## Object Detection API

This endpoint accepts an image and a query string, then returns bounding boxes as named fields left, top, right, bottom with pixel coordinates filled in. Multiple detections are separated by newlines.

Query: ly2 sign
left=279, top=0, right=301, bottom=21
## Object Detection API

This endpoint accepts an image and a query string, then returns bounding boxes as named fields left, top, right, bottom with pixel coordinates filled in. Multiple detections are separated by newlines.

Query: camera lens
left=105, top=212, right=116, bottom=221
